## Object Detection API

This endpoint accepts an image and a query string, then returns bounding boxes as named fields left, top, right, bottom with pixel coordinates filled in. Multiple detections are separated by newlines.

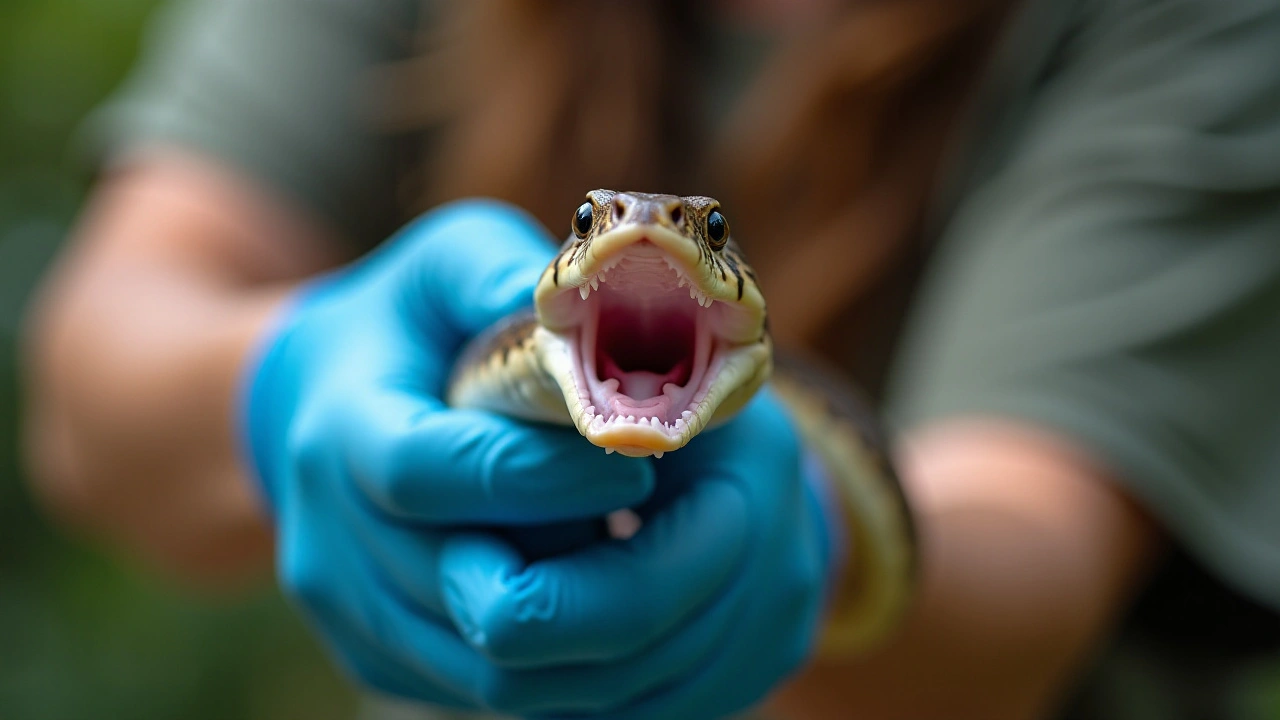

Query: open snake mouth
left=582, top=243, right=712, bottom=435
left=538, top=238, right=769, bottom=457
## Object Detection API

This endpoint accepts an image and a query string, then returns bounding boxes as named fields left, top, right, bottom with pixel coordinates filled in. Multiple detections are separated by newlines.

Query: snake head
left=533, top=190, right=772, bottom=457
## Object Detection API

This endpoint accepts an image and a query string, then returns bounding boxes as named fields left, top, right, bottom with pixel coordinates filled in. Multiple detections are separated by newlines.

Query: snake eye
left=573, top=202, right=594, bottom=239
left=706, top=210, right=728, bottom=249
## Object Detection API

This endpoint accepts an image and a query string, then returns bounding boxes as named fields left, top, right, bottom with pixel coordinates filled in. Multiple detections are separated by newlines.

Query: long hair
left=382, top=0, right=1009, bottom=390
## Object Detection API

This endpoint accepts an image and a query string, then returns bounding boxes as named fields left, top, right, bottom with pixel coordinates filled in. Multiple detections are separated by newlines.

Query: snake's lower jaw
left=536, top=328, right=772, bottom=457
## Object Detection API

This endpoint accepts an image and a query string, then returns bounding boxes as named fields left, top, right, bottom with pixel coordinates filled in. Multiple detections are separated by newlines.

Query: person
left=21, top=0, right=1280, bottom=718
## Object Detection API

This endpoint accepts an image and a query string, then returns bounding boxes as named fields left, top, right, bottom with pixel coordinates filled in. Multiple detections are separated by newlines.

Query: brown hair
left=385, top=0, right=1008, bottom=386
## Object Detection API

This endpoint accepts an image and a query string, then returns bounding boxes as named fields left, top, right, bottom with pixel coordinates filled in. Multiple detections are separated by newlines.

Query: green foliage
left=0, top=1, right=356, bottom=717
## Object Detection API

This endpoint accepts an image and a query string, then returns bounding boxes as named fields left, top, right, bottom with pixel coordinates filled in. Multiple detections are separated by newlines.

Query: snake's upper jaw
left=534, top=237, right=771, bottom=457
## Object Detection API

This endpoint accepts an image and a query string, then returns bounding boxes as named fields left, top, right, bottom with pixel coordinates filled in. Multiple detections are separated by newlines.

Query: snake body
left=448, top=190, right=915, bottom=654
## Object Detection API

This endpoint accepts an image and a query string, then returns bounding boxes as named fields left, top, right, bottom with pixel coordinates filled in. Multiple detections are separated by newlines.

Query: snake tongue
left=599, top=353, right=690, bottom=402
left=616, top=372, right=667, bottom=400
left=608, top=393, right=670, bottom=420
left=598, top=372, right=678, bottom=421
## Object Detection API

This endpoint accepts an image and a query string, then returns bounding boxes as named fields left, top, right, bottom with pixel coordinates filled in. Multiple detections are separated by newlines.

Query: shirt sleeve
left=887, top=0, right=1280, bottom=610
left=81, top=0, right=422, bottom=243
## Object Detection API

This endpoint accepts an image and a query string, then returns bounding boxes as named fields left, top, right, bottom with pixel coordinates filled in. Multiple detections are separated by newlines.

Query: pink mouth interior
left=574, top=242, right=717, bottom=432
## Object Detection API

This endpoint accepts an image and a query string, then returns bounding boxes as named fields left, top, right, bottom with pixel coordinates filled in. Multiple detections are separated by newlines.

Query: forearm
left=23, top=151, right=344, bottom=586
left=772, top=421, right=1162, bottom=719
left=26, top=258, right=284, bottom=584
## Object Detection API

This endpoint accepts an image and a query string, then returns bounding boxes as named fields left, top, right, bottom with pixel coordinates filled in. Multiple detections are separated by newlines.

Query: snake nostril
left=612, top=199, right=626, bottom=224
left=669, top=206, right=683, bottom=226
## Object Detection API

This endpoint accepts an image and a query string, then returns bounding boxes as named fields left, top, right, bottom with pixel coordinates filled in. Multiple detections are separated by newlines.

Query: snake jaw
left=533, top=233, right=770, bottom=457
left=536, top=223, right=765, bottom=344
left=535, top=325, right=770, bottom=457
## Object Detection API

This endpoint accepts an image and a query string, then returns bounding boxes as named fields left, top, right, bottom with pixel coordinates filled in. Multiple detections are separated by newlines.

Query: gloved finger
left=453, top=570, right=744, bottom=716
left=344, top=496, right=452, bottom=618
left=386, top=200, right=560, bottom=338
left=617, top=392, right=801, bottom=532
left=313, top=606, right=475, bottom=708
left=499, top=519, right=610, bottom=562
left=278, top=508, right=497, bottom=708
left=654, top=390, right=801, bottom=488
left=438, top=476, right=750, bottom=667
left=534, top=612, right=814, bottom=720
left=342, top=388, right=655, bottom=524
left=336, top=524, right=756, bottom=717
left=634, top=390, right=802, bottom=531
left=348, top=500, right=593, bottom=625
left=374, top=530, right=737, bottom=716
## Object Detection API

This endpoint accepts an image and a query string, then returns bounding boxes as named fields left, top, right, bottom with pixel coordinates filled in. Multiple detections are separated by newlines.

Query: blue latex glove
left=240, top=200, right=658, bottom=708
left=439, top=390, right=837, bottom=719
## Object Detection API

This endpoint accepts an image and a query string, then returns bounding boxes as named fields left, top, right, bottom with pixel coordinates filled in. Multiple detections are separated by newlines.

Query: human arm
left=22, top=0, right=421, bottom=585
left=22, top=149, right=346, bottom=584
left=774, top=0, right=1280, bottom=715
left=770, top=421, right=1161, bottom=720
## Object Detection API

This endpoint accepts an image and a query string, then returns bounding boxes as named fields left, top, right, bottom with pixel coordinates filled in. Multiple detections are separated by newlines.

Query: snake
left=448, top=189, right=916, bottom=655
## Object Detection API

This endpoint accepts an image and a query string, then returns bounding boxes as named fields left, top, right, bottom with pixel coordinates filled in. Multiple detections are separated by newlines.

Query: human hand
left=432, top=389, right=835, bottom=719
left=239, top=200, right=657, bottom=707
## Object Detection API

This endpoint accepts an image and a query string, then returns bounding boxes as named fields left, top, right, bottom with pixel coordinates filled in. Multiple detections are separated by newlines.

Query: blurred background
left=4, top=2, right=1280, bottom=720
left=0, top=1, right=354, bottom=717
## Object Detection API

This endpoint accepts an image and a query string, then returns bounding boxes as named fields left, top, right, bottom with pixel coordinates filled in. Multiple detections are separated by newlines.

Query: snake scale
left=448, top=190, right=915, bottom=655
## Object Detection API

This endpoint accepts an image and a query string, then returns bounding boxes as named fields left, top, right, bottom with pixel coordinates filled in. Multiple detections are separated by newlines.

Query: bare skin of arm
left=22, top=148, right=349, bottom=587
left=771, top=422, right=1163, bottom=720
left=23, top=150, right=1161, bottom=715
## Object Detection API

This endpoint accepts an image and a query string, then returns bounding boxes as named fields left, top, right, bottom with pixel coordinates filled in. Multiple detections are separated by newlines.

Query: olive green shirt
left=891, top=0, right=1280, bottom=611
left=86, top=0, right=1280, bottom=718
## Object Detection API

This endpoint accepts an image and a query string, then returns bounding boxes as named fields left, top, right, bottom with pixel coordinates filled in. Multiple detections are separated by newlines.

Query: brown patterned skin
left=550, top=189, right=761, bottom=313
left=550, top=188, right=747, bottom=278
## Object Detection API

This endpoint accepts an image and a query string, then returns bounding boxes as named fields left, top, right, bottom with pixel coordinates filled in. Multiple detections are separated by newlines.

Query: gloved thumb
left=384, top=199, right=560, bottom=339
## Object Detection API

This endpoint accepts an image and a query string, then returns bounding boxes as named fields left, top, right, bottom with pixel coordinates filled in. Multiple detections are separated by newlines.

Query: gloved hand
left=437, top=390, right=839, bottom=720
left=239, top=200, right=657, bottom=708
